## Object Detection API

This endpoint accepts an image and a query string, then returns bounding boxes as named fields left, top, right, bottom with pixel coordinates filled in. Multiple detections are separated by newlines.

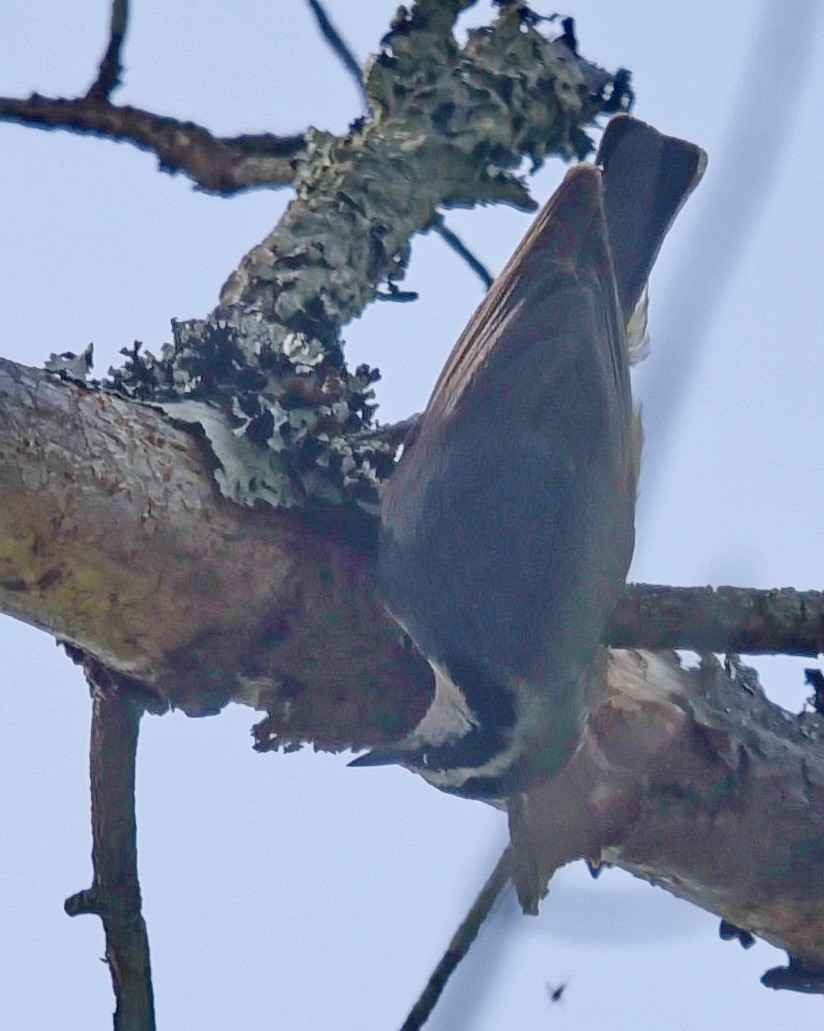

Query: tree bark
left=3, top=353, right=824, bottom=978
left=0, top=357, right=427, bottom=737
left=509, top=650, right=824, bottom=979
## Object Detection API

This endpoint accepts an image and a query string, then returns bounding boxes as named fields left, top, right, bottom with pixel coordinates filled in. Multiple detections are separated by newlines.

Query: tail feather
left=597, top=115, right=707, bottom=326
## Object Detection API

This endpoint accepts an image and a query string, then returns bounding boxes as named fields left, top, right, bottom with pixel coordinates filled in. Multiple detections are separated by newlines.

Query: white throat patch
left=410, top=662, right=479, bottom=748
left=413, top=672, right=537, bottom=795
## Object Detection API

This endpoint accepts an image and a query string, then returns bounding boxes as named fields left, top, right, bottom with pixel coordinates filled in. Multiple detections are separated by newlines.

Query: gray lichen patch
left=103, top=317, right=392, bottom=514
left=43, top=6, right=628, bottom=525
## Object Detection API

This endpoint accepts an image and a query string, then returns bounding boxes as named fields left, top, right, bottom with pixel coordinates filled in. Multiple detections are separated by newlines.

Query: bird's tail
left=597, top=115, right=707, bottom=336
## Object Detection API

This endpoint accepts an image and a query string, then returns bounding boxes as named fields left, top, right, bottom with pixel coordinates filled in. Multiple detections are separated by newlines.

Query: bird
left=350, top=115, right=707, bottom=800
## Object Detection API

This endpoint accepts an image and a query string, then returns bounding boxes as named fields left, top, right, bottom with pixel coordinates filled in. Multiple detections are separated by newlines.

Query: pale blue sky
left=1, top=1, right=824, bottom=1028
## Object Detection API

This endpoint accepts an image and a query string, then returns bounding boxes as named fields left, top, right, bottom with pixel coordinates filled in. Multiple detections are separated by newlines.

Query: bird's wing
left=425, top=165, right=618, bottom=426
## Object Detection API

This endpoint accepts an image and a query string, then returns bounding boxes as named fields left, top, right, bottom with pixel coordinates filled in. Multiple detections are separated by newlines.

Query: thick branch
left=0, top=357, right=427, bottom=735
left=4, top=357, right=824, bottom=722
left=508, top=650, right=824, bottom=977
left=64, top=668, right=154, bottom=1029
left=2, top=360, right=824, bottom=972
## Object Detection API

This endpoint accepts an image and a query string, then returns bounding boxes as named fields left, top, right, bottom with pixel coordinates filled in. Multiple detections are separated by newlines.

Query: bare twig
left=608, top=583, right=824, bottom=657
left=400, top=847, right=512, bottom=1031
left=306, top=0, right=367, bottom=106
left=65, top=664, right=154, bottom=1031
left=87, top=0, right=130, bottom=101
left=431, top=217, right=494, bottom=290
left=0, top=94, right=302, bottom=193
left=0, top=0, right=305, bottom=192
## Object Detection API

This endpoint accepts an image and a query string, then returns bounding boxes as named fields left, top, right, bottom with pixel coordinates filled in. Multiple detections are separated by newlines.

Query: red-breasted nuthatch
left=351, top=116, right=706, bottom=799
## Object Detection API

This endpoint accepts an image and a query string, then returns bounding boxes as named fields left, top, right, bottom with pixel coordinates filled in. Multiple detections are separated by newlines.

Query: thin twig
left=431, top=218, right=494, bottom=290
left=0, top=95, right=302, bottom=193
left=65, top=665, right=155, bottom=1031
left=306, top=0, right=368, bottom=106
left=0, top=0, right=303, bottom=192
left=607, top=583, right=824, bottom=656
left=87, top=0, right=130, bottom=101
left=400, top=846, right=512, bottom=1031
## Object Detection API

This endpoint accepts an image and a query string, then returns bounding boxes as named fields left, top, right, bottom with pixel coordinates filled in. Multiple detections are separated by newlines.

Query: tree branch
left=0, top=94, right=303, bottom=193
left=65, top=667, right=155, bottom=1030
left=400, top=847, right=512, bottom=1031
left=612, top=583, right=824, bottom=657
left=218, top=5, right=628, bottom=316
left=508, top=650, right=824, bottom=981
left=0, top=356, right=427, bottom=735
left=87, top=0, right=130, bottom=102
left=0, top=0, right=306, bottom=194
left=430, top=216, right=494, bottom=290
left=4, top=356, right=824, bottom=726
left=305, top=0, right=367, bottom=106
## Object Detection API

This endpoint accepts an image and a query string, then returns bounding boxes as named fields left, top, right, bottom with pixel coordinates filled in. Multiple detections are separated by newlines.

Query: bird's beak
left=348, top=743, right=411, bottom=768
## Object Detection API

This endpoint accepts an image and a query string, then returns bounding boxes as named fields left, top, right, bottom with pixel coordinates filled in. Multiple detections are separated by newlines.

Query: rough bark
left=509, top=651, right=824, bottom=981
left=0, top=357, right=427, bottom=739
left=3, top=327, right=824, bottom=978
left=612, top=583, right=824, bottom=656
left=65, top=669, right=155, bottom=1031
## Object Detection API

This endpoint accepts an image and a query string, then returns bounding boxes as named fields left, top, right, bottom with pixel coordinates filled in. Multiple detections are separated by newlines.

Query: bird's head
left=349, top=656, right=585, bottom=800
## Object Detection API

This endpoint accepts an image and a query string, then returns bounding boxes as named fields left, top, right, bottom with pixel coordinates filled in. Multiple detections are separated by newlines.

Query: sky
left=1, top=1, right=824, bottom=1028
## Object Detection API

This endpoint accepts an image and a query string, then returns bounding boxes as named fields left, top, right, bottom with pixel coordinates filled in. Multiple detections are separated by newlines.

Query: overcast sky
left=1, top=1, right=824, bottom=1029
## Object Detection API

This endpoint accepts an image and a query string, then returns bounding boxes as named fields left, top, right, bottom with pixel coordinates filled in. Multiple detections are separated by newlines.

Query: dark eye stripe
left=422, top=721, right=509, bottom=774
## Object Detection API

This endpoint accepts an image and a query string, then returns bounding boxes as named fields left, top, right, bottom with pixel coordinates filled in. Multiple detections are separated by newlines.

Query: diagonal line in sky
left=634, top=0, right=824, bottom=534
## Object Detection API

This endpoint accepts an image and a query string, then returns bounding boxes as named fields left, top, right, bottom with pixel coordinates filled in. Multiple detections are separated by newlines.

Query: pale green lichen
left=49, top=4, right=629, bottom=523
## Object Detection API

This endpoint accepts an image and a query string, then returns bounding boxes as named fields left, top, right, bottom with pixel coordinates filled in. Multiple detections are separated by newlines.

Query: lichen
left=45, top=5, right=630, bottom=524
